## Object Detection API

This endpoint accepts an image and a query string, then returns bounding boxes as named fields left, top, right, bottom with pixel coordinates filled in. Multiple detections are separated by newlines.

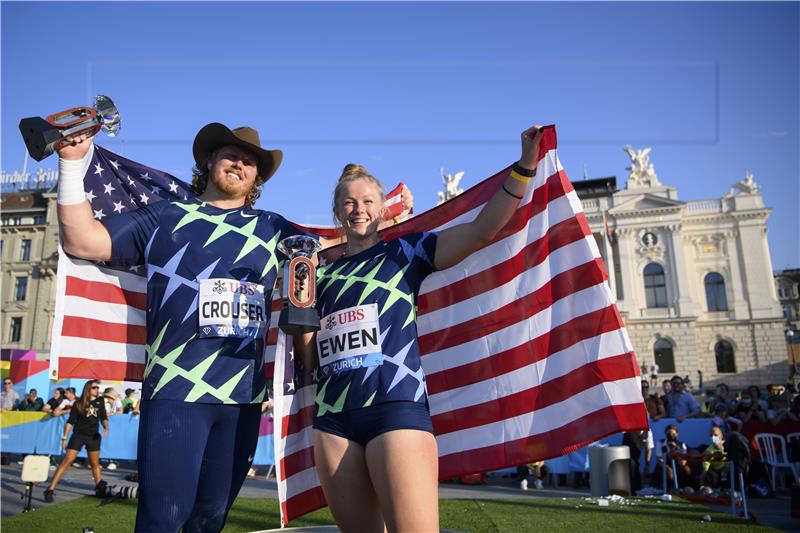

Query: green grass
left=2, top=497, right=776, bottom=532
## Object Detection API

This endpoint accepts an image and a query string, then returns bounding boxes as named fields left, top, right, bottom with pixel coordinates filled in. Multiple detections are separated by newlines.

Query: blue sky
left=2, top=1, right=798, bottom=269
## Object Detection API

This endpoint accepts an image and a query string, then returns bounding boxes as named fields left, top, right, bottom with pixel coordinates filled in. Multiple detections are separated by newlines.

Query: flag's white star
left=287, top=381, right=296, bottom=392
left=140, top=172, right=151, bottom=181
left=129, top=195, right=136, bottom=205
left=168, top=181, right=178, bottom=193
left=110, top=160, right=120, bottom=170
left=93, top=209, right=106, bottom=220
left=113, top=201, right=125, bottom=213
left=183, top=195, right=188, bottom=201
left=151, top=185, right=160, bottom=195
left=93, top=163, right=104, bottom=176
left=127, top=176, right=135, bottom=187
left=139, top=192, right=150, bottom=204
left=129, top=265, right=141, bottom=273
left=103, top=182, right=116, bottom=195
left=85, top=189, right=96, bottom=202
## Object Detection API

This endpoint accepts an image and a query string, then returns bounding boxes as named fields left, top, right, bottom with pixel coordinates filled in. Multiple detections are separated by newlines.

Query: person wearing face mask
left=698, top=426, right=726, bottom=495
left=736, top=392, right=767, bottom=423
left=654, top=424, right=692, bottom=490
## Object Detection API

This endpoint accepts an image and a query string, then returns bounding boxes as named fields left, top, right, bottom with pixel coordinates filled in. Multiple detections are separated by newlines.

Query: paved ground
left=2, top=461, right=797, bottom=531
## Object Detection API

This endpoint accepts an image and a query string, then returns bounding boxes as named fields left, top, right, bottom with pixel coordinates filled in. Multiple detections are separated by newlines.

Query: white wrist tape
left=57, top=144, right=94, bottom=205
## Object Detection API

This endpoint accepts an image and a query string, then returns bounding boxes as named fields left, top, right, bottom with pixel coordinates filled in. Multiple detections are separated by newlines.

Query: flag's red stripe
left=65, top=275, right=147, bottom=310
left=431, top=352, right=639, bottom=435
left=281, top=486, right=327, bottom=526
left=262, top=361, right=275, bottom=379
left=57, top=357, right=144, bottom=381
left=280, top=445, right=316, bottom=482
left=282, top=404, right=315, bottom=438
left=61, top=316, right=147, bottom=344
left=419, top=259, right=610, bottom=355
left=437, top=402, right=648, bottom=480
left=419, top=213, right=588, bottom=313
left=425, top=300, right=622, bottom=394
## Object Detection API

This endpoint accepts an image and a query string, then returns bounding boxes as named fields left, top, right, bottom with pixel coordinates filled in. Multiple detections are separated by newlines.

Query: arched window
left=705, top=272, right=729, bottom=312
left=644, top=263, right=667, bottom=308
left=715, top=340, right=736, bottom=373
left=653, top=338, right=675, bottom=373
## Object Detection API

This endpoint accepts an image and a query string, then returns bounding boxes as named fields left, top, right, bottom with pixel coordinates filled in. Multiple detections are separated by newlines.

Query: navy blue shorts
left=313, top=401, right=433, bottom=446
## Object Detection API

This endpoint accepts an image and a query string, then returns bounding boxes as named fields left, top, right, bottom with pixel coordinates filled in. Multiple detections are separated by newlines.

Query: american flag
left=49, top=145, right=194, bottom=381
left=272, top=125, right=648, bottom=525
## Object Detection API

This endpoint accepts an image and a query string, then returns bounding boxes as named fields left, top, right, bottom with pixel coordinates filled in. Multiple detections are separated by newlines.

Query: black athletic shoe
left=95, top=480, right=108, bottom=497
left=43, top=489, right=54, bottom=503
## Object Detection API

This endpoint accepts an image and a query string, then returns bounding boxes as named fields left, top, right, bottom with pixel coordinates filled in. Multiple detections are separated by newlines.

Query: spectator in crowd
left=1, top=378, right=20, bottom=411
left=767, top=392, right=798, bottom=425
left=102, top=387, right=122, bottom=416
left=711, top=403, right=742, bottom=433
left=649, top=361, right=660, bottom=389
left=518, top=460, right=549, bottom=490
left=623, top=428, right=653, bottom=492
left=53, top=387, right=77, bottom=416
left=20, top=388, right=44, bottom=411
left=735, top=390, right=767, bottom=423
left=641, top=380, right=666, bottom=420
left=661, top=379, right=672, bottom=398
left=747, top=385, right=769, bottom=411
left=121, top=388, right=138, bottom=414
left=791, top=394, right=800, bottom=418
left=705, top=383, right=732, bottom=414
left=664, top=375, right=701, bottom=422
left=44, top=380, right=109, bottom=503
left=43, top=388, right=65, bottom=413
left=698, top=426, right=726, bottom=495
left=654, top=424, right=693, bottom=490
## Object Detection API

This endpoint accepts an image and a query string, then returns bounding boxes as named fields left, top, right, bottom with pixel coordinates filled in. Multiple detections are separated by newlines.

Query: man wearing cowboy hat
left=55, top=123, right=312, bottom=532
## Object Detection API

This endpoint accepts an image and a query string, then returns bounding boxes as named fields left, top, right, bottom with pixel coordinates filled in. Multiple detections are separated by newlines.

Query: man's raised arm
left=56, top=134, right=112, bottom=261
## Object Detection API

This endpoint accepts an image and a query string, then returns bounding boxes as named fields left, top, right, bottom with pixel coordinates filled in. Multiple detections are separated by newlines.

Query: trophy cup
left=277, top=236, right=322, bottom=335
left=18, top=95, right=121, bottom=161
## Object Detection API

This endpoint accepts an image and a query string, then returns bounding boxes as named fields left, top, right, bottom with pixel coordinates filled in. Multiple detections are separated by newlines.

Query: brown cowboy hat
left=192, top=123, right=283, bottom=182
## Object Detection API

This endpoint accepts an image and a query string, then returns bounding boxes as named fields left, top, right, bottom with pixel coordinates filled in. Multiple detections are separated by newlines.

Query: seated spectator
left=698, top=426, right=726, bottom=494
left=711, top=403, right=742, bottom=433
left=19, top=389, right=45, bottom=411
left=517, top=460, right=549, bottom=490
left=1, top=378, right=20, bottom=411
left=103, top=387, right=122, bottom=416
left=767, top=392, right=798, bottom=425
left=642, top=380, right=666, bottom=420
left=791, top=394, right=800, bottom=418
left=43, top=388, right=65, bottom=413
left=121, top=388, right=138, bottom=414
left=654, top=424, right=693, bottom=489
left=747, top=385, right=769, bottom=412
left=736, top=391, right=767, bottom=423
left=53, top=387, right=77, bottom=416
left=664, top=375, right=701, bottom=422
left=705, top=383, right=733, bottom=415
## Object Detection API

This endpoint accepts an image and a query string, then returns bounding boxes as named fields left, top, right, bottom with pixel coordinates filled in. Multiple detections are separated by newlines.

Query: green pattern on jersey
left=317, top=257, right=416, bottom=328
left=315, top=379, right=350, bottom=417
left=144, top=322, right=249, bottom=404
left=172, top=202, right=283, bottom=278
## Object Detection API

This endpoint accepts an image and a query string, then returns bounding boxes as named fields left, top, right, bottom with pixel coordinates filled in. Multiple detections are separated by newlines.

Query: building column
left=668, top=224, right=695, bottom=317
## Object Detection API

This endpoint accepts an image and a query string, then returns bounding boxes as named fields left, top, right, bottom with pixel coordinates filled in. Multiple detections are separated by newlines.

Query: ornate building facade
left=577, top=148, right=787, bottom=388
left=1, top=190, right=59, bottom=359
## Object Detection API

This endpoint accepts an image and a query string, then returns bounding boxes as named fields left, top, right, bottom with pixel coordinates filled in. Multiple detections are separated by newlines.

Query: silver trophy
left=19, top=95, right=121, bottom=161
left=277, top=236, right=322, bottom=335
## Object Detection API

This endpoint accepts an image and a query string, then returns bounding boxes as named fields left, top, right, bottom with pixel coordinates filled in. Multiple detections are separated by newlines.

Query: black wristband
left=502, top=184, right=523, bottom=200
left=513, top=162, right=536, bottom=177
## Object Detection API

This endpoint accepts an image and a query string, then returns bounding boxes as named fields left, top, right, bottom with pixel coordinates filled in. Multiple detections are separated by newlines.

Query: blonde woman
left=296, top=125, right=543, bottom=532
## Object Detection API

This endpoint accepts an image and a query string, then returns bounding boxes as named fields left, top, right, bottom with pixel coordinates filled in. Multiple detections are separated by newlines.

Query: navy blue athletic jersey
left=103, top=199, right=306, bottom=404
left=313, top=232, right=438, bottom=416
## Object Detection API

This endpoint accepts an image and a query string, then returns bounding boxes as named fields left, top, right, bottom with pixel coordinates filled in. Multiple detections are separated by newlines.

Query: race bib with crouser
left=198, top=278, right=267, bottom=338
left=317, top=303, right=383, bottom=375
